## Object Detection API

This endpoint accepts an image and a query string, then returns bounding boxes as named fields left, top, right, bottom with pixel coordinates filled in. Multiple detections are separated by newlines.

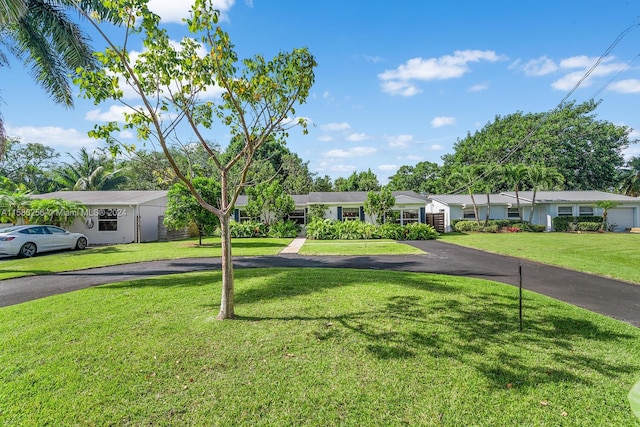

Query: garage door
left=606, top=208, right=635, bottom=231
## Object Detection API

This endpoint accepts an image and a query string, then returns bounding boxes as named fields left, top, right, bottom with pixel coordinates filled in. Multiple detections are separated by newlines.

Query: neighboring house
left=426, top=190, right=640, bottom=232
left=32, top=191, right=168, bottom=244
left=234, top=191, right=431, bottom=226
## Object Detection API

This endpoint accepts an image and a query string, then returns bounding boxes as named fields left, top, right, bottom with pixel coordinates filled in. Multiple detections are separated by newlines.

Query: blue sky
left=2, top=0, right=640, bottom=184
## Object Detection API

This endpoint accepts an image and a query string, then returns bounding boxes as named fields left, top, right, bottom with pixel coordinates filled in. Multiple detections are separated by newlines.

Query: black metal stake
left=519, top=262, right=523, bottom=332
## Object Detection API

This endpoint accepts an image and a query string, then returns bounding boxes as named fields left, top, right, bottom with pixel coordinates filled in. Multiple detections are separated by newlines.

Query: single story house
left=32, top=191, right=168, bottom=244
left=426, top=190, right=640, bottom=232
left=234, top=191, right=431, bottom=226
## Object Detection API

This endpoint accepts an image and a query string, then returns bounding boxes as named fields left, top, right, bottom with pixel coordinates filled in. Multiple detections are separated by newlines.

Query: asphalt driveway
left=0, top=240, right=638, bottom=327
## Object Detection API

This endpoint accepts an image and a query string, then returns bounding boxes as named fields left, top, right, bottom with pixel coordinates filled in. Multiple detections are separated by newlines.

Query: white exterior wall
left=67, top=205, right=136, bottom=245
left=139, top=196, right=168, bottom=242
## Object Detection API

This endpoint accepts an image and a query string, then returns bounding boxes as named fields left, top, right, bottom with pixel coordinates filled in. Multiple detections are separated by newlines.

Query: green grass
left=1, top=268, right=639, bottom=426
left=440, top=232, right=640, bottom=284
left=299, top=239, right=426, bottom=256
left=0, top=237, right=292, bottom=280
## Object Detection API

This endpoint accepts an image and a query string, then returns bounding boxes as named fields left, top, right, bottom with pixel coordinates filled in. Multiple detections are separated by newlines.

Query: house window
left=288, top=209, right=306, bottom=225
left=98, top=209, right=118, bottom=231
left=400, top=209, right=419, bottom=225
left=342, top=207, right=360, bottom=221
left=557, top=206, right=573, bottom=217
left=462, top=208, right=476, bottom=219
left=238, top=210, right=251, bottom=222
left=507, top=207, right=521, bottom=219
left=579, top=206, right=594, bottom=216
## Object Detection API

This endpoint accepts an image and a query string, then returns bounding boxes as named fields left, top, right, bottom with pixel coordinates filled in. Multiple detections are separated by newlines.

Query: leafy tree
left=311, top=175, right=333, bottom=192
left=245, top=181, right=295, bottom=226
left=0, top=0, right=118, bottom=156
left=164, top=177, right=220, bottom=245
left=387, top=161, right=443, bottom=194
left=334, top=169, right=380, bottom=192
left=0, top=137, right=59, bottom=192
left=363, top=186, right=395, bottom=225
left=441, top=100, right=630, bottom=191
left=74, top=1, right=316, bottom=319
left=526, top=164, right=564, bottom=223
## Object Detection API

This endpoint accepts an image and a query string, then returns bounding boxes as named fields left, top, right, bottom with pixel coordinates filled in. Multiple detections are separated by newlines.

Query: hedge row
left=453, top=220, right=546, bottom=233
left=305, top=219, right=439, bottom=240
left=552, top=216, right=604, bottom=232
left=229, top=220, right=300, bottom=238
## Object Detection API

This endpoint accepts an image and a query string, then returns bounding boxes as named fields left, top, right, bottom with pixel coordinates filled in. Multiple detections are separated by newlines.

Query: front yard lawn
left=1, top=268, right=639, bottom=425
left=440, top=232, right=640, bottom=284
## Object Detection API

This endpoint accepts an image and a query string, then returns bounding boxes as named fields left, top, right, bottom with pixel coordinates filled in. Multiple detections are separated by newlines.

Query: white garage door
left=606, top=208, right=634, bottom=231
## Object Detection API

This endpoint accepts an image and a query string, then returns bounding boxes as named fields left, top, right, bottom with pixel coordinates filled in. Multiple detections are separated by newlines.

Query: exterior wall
left=139, top=197, right=168, bottom=242
left=67, top=205, right=136, bottom=245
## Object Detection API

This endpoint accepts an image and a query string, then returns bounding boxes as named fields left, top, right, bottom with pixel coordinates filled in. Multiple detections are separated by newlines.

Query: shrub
left=454, top=221, right=483, bottom=232
left=404, top=222, right=439, bottom=240
left=481, top=224, right=499, bottom=233
left=377, top=223, right=404, bottom=240
left=305, top=218, right=338, bottom=240
left=230, top=220, right=267, bottom=238
left=553, top=216, right=603, bottom=232
left=268, top=220, right=300, bottom=238
left=576, top=222, right=601, bottom=232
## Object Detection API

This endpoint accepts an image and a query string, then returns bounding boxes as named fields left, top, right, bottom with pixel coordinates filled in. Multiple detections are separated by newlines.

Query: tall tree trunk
left=484, top=193, right=491, bottom=226
left=469, top=193, right=480, bottom=225
left=528, top=188, right=538, bottom=223
left=217, top=213, right=235, bottom=320
left=515, top=185, right=523, bottom=223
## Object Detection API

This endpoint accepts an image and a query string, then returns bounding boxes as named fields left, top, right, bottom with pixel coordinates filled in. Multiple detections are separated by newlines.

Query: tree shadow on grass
left=231, top=268, right=640, bottom=390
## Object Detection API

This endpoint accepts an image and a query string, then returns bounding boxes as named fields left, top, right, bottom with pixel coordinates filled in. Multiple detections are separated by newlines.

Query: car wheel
left=75, top=237, right=88, bottom=250
left=18, top=242, right=37, bottom=258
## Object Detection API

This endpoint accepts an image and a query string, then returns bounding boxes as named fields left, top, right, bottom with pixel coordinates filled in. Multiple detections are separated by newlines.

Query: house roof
left=502, top=190, right=640, bottom=203
left=427, top=193, right=527, bottom=206
left=234, top=191, right=427, bottom=207
left=32, top=191, right=168, bottom=205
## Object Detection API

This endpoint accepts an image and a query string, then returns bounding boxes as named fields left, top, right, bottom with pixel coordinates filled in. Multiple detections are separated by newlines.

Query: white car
left=0, top=225, right=88, bottom=258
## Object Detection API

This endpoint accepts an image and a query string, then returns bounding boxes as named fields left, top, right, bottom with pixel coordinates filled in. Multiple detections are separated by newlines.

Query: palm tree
left=526, top=164, right=565, bottom=223
left=0, top=0, right=117, bottom=156
left=502, top=164, right=528, bottom=223
left=55, top=147, right=128, bottom=190
left=594, top=200, right=620, bottom=231
left=618, top=157, right=640, bottom=197
left=448, top=165, right=483, bottom=225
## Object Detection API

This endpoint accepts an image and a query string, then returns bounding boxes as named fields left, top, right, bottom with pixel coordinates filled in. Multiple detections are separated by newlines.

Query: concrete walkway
left=279, top=237, right=306, bottom=254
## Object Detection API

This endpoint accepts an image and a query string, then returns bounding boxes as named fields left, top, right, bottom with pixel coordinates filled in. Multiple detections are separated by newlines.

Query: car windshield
left=0, top=226, right=21, bottom=233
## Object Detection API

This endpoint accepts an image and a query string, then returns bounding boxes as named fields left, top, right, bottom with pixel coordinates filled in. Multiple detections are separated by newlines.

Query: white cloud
left=388, top=134, right=413, bottom=148
left=318, top=135, right=333, bottom=142
left=364, top=55, right=384, bottom=63
left=332, top=164, right=357, bottom=172
left=7, top=125, right=97, bottom=151
left=552, top=56, right=627, bottom=91
left=429, top=144, right=444, bottom=151
left=148, top=0, right=235, bottom=24
left=324, top=146, right=377, bottom=159
left=379, top=50, right=506, bottom=96
left=431, top=116, right=456, bottom=128
left=512, top=56, right=558, bottom=76
left=469, top=84, right=489, bottom=92
left=609, top=79, right=640, bottom=94
left=378, top=164, right=397, bottom=171
left=85, top=105, right=138, bottom=122
left=321, top=122, right=351, bottom=131
left=346, top=133, right=370, bottom=142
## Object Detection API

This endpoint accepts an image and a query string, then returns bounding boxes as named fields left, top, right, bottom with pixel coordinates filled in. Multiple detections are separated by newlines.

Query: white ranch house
left=426, top=190, right=640, bottom=232
left=32, top=191, right=168, bottom=244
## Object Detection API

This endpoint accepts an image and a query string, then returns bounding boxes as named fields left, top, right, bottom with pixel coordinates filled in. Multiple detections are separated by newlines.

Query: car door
left=46, top=226, right=73, bottom=250
left=27, top=226, right=54, bottom=252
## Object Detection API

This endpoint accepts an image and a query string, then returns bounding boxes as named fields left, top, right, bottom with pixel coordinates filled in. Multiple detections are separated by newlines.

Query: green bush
left=377, top=223, right=405, bottom=240
left=576, top=222, right=601, bottom=232
left=306, top=219, right=338, bottom=240
left=230, top=220, right=267, bottom=238
left=553, top=216, right=603, bottom=232
left=481, top=224, right=499, bottom=233
left=454, top=221, right=483, bottom=232
left=404, top=222, right=439, bottom=240
left=267, top=220, right=300, bottom=238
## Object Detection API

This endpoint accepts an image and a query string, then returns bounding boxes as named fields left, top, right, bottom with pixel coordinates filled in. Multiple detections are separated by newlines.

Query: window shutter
left=420, top=207, right=426, bottom=223
left=359, top=206, right=365, bottom=221
left=234, top=209, right=239, bottom=222
left=337, top=206, right=342, bottom=221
